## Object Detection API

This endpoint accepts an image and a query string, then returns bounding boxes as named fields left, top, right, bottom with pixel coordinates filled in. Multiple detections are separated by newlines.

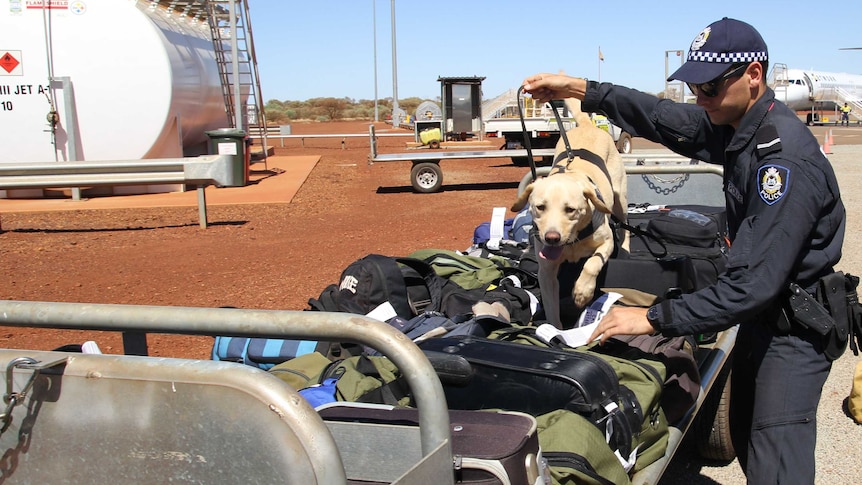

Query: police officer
left=522, top=17, right=845, bottom=484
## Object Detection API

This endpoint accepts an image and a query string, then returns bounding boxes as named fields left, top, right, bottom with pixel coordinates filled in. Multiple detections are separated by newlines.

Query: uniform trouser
left=730, top=320, right=832, bottom=485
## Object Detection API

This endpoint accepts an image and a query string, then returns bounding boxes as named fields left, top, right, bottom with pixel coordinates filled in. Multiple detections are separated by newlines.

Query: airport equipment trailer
left=483, top=109, right=633, bottom=167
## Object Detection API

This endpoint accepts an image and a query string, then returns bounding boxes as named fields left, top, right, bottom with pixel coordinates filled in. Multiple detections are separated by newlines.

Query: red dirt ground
left=0, top=120, right=565, bottom=359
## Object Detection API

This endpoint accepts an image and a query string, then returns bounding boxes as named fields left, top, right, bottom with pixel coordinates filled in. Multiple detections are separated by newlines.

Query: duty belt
left=777, top=272, right=862, bottom=360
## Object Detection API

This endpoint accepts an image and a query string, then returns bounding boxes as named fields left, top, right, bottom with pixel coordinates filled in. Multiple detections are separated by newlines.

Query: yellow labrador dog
left=511, top=99, right=629, bottom=328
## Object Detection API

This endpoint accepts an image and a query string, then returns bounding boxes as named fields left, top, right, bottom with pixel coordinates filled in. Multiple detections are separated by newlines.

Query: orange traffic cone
left=822, top=132, right=833, bottom=155
left=829, top=129, right=834, bottom=145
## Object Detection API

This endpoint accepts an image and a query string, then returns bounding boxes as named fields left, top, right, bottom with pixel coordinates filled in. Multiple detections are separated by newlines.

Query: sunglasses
left=687, top=63, right=750, bottom=98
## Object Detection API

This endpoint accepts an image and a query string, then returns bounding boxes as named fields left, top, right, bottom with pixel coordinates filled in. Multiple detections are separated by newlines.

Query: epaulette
left=755, top=124, right=782, bottom=157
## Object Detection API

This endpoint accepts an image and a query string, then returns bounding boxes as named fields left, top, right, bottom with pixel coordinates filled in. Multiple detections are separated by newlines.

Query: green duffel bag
left=408, top=248, right=510, bottom=290
left=537, top=409, right=632, bottom=485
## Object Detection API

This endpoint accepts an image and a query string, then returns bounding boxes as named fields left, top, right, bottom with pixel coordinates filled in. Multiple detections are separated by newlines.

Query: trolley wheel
left=428, top=140, right=441, bottom=149
left=616, top=132, right=633, bottom=154
left=518, top=166, right=552, bottom=196
left=694, top=363, right=736, bottom=462
left=411, top=161, right=443, bottom=193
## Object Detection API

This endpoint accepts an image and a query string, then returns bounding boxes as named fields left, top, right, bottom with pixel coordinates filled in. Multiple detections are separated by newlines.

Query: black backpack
left=601, top=206, right=729, bottom=299
left=308, top=254, right=414, bottom=318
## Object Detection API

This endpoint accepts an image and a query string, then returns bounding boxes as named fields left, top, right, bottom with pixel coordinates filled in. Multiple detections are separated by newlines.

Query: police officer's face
left=695, top=63, right=760, bottom=128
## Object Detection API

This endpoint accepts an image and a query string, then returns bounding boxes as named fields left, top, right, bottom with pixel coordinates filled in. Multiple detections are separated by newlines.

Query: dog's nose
left=544, top=231, right=561, bottom=245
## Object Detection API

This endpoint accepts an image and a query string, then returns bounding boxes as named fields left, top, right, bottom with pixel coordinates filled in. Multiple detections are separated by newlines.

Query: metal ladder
left=205, top=0, right=268, bottom=167
left=481, top=88, right=518, bottom=119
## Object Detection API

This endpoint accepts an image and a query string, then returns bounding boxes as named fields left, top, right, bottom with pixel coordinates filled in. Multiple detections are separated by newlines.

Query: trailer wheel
left=411, top=161, right=443, bottom=193
left=694, top=363, right=736, bottom=462
left=616, top=132, right=633, bottom=154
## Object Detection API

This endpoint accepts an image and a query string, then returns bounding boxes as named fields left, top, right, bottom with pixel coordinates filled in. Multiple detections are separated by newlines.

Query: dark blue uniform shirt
left=583, top=83, right=846, bottom=335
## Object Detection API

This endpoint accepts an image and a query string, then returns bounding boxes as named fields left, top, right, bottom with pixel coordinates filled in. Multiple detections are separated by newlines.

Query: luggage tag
left=535, top=292, right=623, bottom=347
left=366, top=301, right=398, bottom=322
left=486, top=207, right=507, bottom=251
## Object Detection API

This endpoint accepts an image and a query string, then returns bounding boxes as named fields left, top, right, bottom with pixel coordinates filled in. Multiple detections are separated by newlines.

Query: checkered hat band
left=687, top=51, right=767, bottom=63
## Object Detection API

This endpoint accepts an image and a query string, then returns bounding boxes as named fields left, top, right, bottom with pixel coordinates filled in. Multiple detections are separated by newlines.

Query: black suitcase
left=319, top=404, right=544, bottom=485
left=419, top=335, right=642, bottom=459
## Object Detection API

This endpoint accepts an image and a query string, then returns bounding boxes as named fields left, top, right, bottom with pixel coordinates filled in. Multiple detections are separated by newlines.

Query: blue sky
left=249, top=1, right=862, bottom=103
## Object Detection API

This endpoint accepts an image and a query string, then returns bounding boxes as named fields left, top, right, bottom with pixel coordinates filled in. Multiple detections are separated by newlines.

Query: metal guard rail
left=0, top=300, right=452, bottom=469
left=518, top=163, right=724, bottom=196
left=0, top=154, right=243, bottom=229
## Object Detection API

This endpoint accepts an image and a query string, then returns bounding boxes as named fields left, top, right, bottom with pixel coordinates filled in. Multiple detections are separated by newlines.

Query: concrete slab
left=0, top=155, right=319, bottom=213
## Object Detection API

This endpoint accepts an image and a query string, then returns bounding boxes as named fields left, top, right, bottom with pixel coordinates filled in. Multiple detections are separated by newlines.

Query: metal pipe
left=390, top=0, right=399, bottom=127
left=229, top=0, right=242, bottom=131
left=0, top=300, right=452, bottom=460
left=197, top=185, right=208, bottom=229
left=372, top=0, right=379, bottom=122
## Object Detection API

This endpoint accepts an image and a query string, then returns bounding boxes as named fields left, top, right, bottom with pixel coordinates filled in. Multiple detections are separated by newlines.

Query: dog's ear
left=511, top=183, right=534, bottom=212
left=583, top=184, right=613, bottom=214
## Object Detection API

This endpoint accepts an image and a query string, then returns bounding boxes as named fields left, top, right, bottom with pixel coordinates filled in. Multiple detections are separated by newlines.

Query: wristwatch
left=646, top=305, right=661, bottom=331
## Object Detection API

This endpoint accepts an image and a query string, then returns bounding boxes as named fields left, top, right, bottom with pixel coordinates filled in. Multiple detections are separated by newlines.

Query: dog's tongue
left=540, top=245, right=563, bottom=260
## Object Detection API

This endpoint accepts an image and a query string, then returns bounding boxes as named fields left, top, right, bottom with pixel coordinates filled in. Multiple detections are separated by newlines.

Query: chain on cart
left=0, top=356, right=66, bottom=434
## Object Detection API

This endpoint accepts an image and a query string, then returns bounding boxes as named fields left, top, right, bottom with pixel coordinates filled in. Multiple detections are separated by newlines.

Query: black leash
left=516, top=85, right=538, bottom=182
left=516, top=87, right=576, bottom=183
left=611, top=215, right=668, bottom=259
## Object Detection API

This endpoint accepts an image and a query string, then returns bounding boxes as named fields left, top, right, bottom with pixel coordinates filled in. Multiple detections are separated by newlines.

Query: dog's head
left=512, top=175, right=613, bottom=252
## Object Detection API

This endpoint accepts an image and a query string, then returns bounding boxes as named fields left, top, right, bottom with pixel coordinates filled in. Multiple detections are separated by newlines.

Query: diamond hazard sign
left=1, top=51, right=22, bottom=75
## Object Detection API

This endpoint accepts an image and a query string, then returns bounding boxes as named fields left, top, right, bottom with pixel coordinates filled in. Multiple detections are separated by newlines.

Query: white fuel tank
left=0, top=0, right=229, bottom=168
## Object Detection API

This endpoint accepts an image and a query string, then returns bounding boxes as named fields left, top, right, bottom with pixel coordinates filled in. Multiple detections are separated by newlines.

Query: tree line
left=264, top=96, right=433, bottom=124
left=263, top=88, right=675, bottom=125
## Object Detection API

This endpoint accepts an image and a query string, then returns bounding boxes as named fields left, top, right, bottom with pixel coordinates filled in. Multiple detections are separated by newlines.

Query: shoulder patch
left=758, top=164, right=789, bottom=205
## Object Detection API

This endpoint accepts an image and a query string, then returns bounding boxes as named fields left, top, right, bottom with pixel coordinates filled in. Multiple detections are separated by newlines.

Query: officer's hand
left=522, top=73, right=580, bottom=104
left=588, top=306, right=655, bottom=344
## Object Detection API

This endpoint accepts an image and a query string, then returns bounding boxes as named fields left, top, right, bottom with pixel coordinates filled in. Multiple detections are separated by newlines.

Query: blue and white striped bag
left=212, top=336, right=339, bottom=370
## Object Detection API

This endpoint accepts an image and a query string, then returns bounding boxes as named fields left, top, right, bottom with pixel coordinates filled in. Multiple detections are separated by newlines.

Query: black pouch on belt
left=817, top=272, right=850, bottom=361
left=787, top=282, right=835, bottom=335
left=787, top=281, right=845, bottom=360
left=843, top=273, right=862, bottom=356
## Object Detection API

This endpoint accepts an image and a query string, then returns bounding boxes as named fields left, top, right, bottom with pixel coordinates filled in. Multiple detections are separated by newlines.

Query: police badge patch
left=758, top=164, right=790, bottom=205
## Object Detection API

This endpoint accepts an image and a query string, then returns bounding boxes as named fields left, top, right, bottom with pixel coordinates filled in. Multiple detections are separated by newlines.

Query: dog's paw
left=573, top=280, right=597, bottom=308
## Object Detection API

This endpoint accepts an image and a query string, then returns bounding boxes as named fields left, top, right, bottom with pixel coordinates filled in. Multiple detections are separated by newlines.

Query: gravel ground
left=660, top=144, right=862, bottom=484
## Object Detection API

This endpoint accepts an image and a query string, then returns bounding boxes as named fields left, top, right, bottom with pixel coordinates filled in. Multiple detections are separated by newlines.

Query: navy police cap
left=668, top=17, right=768, bottom=84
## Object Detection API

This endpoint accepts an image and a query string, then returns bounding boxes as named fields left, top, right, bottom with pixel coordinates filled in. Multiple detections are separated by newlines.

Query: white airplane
left=769, top=63, right=862, bottom=125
